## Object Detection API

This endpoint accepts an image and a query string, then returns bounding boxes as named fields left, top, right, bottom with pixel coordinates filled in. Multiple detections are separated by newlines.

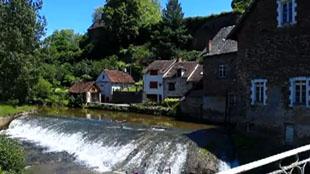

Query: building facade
left=203, top=26, right=238, bottom=122
left=143, top=60, right=203, bottom=102
left=228, top=0, right=310, bottom=143
left=96, top=69, right=135, bottom=102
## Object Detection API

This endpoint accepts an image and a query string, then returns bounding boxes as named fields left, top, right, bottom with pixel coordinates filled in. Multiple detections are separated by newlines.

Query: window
left=218, top=64, right=227, bottom=78
left=289, top=77, right=310, bottom=107
left=285, top=124, right=294, bottom=144
left=277, top=0, right=296, bottom=27
left=168, top=83, right=175, bottom=91
left=149, top=81, right=158, bottom=89
left=177, top=69, right=185, bottom=77
left=250, top=79, right=268, bottom=105
left=150, top=70, right=158, bottom=76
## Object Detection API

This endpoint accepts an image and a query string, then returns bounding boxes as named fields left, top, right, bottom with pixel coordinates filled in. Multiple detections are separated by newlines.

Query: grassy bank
left=0, top=105, right=36, bottom=117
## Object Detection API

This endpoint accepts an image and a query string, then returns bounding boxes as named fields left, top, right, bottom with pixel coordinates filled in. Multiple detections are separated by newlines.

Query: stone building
left=227, top=0, right=310, bottom=144
left=203, top=26, right=238, bottom=123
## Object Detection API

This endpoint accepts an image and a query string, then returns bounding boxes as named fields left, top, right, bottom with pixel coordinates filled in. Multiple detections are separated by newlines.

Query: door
left=285, top=124, right=294, bottom=144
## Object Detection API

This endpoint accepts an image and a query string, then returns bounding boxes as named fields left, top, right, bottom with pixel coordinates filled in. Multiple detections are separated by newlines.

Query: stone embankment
left=0, top=111, right=36, bottom=129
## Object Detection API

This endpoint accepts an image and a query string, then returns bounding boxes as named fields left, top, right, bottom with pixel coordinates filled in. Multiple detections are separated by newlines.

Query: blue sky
left=41, top=0, right=232, bottom=36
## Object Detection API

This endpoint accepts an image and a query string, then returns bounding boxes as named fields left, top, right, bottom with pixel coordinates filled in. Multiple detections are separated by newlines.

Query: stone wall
left=232, top=0, right=310, bottom=140
left=112, top=91, right=143, bottom=104
left=181, top=90, right=203, bottom=118
left=0, top=116, right=15, bottom=129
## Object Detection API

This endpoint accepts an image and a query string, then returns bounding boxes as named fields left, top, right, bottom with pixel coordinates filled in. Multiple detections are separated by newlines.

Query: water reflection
left=37, top=107, right=215, bottom=131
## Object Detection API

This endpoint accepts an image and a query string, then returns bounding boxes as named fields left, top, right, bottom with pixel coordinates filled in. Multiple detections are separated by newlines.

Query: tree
left=231, top=0, right=252, bottom=13
left=88, top=0, right=161, bottom=58
left=0, top=0, right=45, bottom=103
left=151, top=0, right=192, bottom=59
left=43, top=29, right=82, bottom=64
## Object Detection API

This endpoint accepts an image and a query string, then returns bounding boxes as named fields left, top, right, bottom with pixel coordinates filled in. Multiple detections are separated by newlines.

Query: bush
left=0, top=136, right=25, bottom=174
left=161, top=98, right=180, bottom=108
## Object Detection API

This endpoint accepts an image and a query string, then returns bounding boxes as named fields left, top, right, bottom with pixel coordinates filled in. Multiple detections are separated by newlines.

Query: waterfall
left=3, top=116, right=189, bottom=174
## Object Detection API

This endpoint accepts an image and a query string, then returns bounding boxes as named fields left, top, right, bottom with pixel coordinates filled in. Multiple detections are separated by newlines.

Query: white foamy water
left=4, top=117, right=190, bottom=174
left=5, top=119, right=136, bottom=172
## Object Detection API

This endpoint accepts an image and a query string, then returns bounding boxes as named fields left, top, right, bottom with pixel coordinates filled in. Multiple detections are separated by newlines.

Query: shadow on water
left=185, top=127, right=238, bottom=167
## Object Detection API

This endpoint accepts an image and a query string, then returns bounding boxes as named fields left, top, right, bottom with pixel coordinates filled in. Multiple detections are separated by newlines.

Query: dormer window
left=177, top=69, right=185, bottom=77
left=277, top=0, right=297, bottom=27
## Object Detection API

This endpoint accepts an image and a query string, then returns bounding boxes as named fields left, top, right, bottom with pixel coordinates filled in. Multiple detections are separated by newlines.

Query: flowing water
left=1, top=108, right=234, bottom=174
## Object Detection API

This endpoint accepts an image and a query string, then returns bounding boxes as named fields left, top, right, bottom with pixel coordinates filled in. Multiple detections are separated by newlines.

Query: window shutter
left=276, top=0, right=283, bottom=27
left=289, top=78, right=294, bottom=107
left=292, top=0, right=297, bottom=24
left=306, top=78, right=310, bottom=108
left=264, top=80, right=268, bottom=105
left=251, top=80, right=255, bottom=105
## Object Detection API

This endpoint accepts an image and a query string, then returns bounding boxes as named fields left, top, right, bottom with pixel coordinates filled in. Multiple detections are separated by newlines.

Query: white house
left=143, top=60, right=176, bottom=102
left=96, top=69, right=135, bottom=102
left=143, top=60, right=203, bottom=102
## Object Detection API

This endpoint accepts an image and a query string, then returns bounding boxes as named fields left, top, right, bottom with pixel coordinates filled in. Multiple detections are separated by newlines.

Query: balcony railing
left=218, top=144, right=310, bottom=174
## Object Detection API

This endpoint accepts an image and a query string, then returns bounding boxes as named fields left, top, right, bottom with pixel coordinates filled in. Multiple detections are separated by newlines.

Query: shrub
left=161, top=98, right=180, bottom=108
left=0, top=136, right=25, bottom=174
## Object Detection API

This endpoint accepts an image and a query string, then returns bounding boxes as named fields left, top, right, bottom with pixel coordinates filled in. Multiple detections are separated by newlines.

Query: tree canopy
left=0, top=0, right=45, bottom=103
left=231, top=0, right=252, bottom=13
left=151, top=0, right=192, bottom=59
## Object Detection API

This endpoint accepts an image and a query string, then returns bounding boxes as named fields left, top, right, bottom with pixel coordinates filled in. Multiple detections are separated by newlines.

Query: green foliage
left=0, top=105, right=35, bottom=117
left=30, top=77, right=53, bottom=102
left=0, top=136, right=25, bottom=174
left=0, top=0, right=45, bottom=103
left=231, top=0, right=252, bottom=13
left=161, top=98, right=180, bottom=108
left=151, top=0, right=192, bottom=59
left=69, top=94, right=85, bottom=107
left=175, top=50, right=202, bottom=61
left=43, top=29, right=82, bottom=64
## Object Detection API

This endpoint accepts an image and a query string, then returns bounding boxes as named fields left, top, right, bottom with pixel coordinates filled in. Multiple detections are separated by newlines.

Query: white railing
left=218, top=144, right=310, bottom=174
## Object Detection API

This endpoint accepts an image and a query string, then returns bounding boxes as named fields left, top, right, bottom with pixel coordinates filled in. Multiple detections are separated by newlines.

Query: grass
left=0, top=105, right=35, bottom=117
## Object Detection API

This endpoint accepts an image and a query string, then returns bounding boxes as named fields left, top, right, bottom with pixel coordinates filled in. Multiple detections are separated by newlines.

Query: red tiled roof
left=69, top=81, right=100, bottom=94
left=104, top=70, right=135, bottom=84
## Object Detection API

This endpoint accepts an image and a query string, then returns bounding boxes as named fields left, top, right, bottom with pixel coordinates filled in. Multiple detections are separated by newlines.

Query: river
left=1, top=107, right=236, bottom=174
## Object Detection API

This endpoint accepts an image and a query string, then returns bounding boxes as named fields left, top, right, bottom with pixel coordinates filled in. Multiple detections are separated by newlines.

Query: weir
left=2, top=115, right=225, bottom=174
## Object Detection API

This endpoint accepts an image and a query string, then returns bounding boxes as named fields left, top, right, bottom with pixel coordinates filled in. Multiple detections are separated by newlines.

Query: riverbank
left=0, top=105, right=36, bottom=117
left=86, top=102, right=180, bottom=118
left=0, top=105, right=37, bottom=129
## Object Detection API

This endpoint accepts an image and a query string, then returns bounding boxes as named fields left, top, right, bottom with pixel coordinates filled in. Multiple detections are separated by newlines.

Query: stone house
left=227, top=0, right=310, bottom=144
left=96, top=69, right=135, bottom=102
left=143, top=60, right=203, bottom=102
left=203, top=26, right=238, bottom=122
left=69, top=81, right=101, bottom=104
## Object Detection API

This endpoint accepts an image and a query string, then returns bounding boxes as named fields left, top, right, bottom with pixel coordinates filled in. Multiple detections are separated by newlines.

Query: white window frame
left=251, top=79, right=268, bottom=106
left=219, top=64, right=227, bottom=78
left=277, top=0, right=297, bottom=27
left=289, top=77, right=310, bottom=108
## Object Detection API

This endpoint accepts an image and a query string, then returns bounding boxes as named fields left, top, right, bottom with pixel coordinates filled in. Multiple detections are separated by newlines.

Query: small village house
left=96, top=69, right=135, bottom=102
left=69, top=81, right=101, bottom=104
left=143, top=60, right=176, bottom=102
left=203, top=25, right=238, bottom=122
left=225, top=0, right=310, bottom=144
left=143, top=59, right=203, bottom=102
